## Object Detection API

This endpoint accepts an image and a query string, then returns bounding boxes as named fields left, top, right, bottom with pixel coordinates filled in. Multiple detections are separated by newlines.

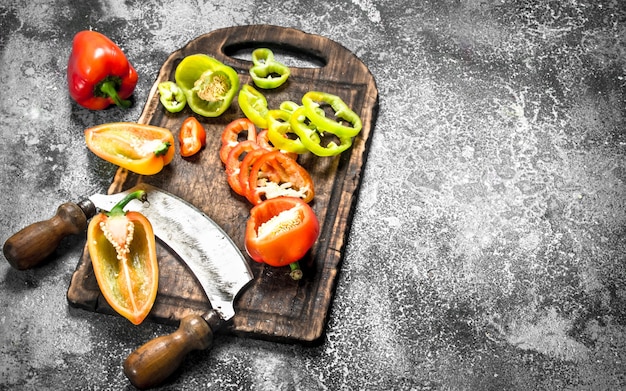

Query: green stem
left=289, top=261, right=302, bottom=281
left=108, top=190, right=147, bottom=217
left=154, top=142, right=171, bottom=157
left=100, top=80, right=132, bottom=108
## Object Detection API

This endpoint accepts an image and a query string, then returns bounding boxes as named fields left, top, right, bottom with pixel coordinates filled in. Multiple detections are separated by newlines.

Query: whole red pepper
left=67, top=30, right=138, bottom=110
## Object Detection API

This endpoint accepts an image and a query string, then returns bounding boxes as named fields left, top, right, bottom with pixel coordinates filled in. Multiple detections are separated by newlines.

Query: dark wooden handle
left=3, top=202, right=90, bottom=270
left=123, top=314, right=215, bottom=389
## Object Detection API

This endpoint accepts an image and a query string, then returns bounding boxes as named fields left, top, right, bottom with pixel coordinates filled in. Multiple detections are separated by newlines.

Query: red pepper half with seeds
left=67, top=30, right=138, bottom=110
left=245, top=197, right=320, bottom=280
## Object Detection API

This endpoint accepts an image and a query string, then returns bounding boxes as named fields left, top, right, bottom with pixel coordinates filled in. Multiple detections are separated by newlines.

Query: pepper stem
left=100, top=80, right=132, bottom=108
left=154, top=142, right=171, bottom=157
left=108, top=190, right=147, bottom=217
left=289, top=261, right=302, bottom=281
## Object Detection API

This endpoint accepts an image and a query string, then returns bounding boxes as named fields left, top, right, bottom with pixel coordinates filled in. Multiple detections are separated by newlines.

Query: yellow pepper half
left=87, top=190, right=159, bottom=325
left=85, top=122, right=175, bottom=175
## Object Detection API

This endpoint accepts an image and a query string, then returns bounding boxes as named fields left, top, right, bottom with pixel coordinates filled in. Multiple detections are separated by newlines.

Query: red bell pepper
left=178, top=117, right=206, bottom=157
left=67, top=30, right=138, bottom=110
left=245, top=197, right=319, bottom=279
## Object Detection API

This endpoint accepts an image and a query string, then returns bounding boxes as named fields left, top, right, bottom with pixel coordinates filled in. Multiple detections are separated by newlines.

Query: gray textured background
left=1, top=0, right=625, bottom=390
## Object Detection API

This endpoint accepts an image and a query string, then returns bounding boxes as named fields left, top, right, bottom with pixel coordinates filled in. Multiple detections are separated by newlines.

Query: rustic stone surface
left=1, top=1, right=625, bottom=390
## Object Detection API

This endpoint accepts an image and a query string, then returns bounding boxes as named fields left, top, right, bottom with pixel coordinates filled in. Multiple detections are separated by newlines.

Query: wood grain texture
left=67, top=25, right=379, bottom=343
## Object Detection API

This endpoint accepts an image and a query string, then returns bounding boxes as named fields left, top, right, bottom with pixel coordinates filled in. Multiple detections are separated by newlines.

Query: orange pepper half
left=245, top=197, right=320, bottom=277
left=85, top=122, right=175, bottom=175
left=87, top=190, right=159, bottom=325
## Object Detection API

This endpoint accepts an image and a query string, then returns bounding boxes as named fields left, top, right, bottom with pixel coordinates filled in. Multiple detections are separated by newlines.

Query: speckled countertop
left=1, top=1, right=625, bottom=390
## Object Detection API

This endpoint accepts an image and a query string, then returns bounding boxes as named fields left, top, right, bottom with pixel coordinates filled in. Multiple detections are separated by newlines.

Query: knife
left=4, top=183, right=254, bottom=388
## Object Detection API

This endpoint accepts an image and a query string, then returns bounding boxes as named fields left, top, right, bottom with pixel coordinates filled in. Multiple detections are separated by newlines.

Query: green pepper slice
left=175, top=54, right=240, bottom=117
left=301, top=91, right=362, bottom=138
left=289, top=107, right=352, bottom=156
left=267, top=109, right=310, bottom=154
left=157, top=81, right=187, bottom=113
left=249, top=48, right=290, bottom=89
left=238, top=84, right=269, bottom=128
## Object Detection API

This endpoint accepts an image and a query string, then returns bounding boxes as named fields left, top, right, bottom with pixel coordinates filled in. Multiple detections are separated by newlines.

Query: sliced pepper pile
left=237, top=87, right=362, bottom=157
left=219, top=118, right=314, bottom=205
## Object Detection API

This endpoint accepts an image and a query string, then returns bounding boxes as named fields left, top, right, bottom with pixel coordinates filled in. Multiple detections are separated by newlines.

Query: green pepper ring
left=289, top=107, right=352, bottom=157
left=267, top=109, right=310, bottom=154
left=249, top=48, right=290, bottom=89
left=301, top=91, right=362, bottom=138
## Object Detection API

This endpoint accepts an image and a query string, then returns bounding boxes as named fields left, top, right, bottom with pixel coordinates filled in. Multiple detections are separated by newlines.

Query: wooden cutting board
left=67, top=25, right=379, bottom=343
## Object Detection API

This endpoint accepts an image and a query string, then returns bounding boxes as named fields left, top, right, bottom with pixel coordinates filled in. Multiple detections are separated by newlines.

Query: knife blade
left=89, top=183, right=253, bottom=321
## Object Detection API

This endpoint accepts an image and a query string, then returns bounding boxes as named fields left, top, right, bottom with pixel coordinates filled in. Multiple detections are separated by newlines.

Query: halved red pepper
left=67, top=30, right=138, bottom=110
left=87, top=189, right=158, bottom=325
left=178, top=117, right=206, bottom=157
left=245, top=197, right=319, bottom=277
left=247, top=150, right=315, bottom=205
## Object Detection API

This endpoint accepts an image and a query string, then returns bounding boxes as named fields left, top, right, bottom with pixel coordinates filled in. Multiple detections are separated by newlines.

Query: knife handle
left=3, top=201, right=94, bottom=270
left=124, top=313, right=220, bottom=389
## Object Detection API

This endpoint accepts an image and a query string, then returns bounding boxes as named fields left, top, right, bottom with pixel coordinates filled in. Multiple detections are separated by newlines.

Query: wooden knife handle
left=3, top=201, right=94, bottom=270
left=124, top=313, right=220, bottom=389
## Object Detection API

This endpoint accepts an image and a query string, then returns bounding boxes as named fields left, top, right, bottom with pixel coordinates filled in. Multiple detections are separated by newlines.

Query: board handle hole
left=223, top=43, right=326, bottom=69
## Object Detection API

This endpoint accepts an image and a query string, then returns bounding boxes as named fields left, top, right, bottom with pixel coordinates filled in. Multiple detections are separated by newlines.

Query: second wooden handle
left=123, top=314, right=215, bottom=389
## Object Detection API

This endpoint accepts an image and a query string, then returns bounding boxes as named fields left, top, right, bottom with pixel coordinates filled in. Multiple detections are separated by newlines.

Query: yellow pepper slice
left=85, top=122, right=175, bottom=175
